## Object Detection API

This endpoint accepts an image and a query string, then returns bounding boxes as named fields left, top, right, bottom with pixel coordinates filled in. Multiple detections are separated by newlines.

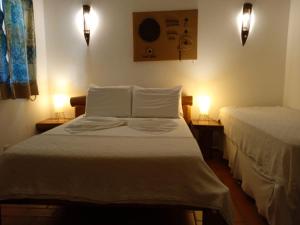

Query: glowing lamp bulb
left=242, top=12, right=251, bottom=30
left=84, top=11, right=91, bottom=30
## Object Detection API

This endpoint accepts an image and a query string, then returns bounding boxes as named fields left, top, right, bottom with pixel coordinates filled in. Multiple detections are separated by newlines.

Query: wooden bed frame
left=70, top=95, right=193, bottom=124
left=0, top=95, right=228, bottom=225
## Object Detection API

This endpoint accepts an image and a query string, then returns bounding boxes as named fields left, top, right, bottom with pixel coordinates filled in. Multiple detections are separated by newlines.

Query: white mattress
left=220, top=106, right=300, bottom=225
left=0, top=117, right=233, bottom=224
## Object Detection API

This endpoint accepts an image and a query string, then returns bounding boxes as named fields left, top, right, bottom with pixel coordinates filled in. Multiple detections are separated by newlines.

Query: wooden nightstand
left=190, top=120, right=224, bottom=159
left=36, top=118, right=73, bottom=133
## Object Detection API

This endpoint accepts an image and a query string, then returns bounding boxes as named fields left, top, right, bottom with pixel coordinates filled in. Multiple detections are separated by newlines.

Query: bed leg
left=0, top=204, right=2, bottom=225
left=202, top=209, right=227, bottom=225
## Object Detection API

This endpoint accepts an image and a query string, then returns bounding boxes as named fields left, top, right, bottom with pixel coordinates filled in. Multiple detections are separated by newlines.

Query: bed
left=219, top=106, right=300, bottom=225
left=0, top=86, right=233, bottom=225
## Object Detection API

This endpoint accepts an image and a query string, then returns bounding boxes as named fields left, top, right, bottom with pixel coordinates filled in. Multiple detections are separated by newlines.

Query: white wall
left=284, top=0, right=300, bottom=110
left=44, top=0, right=290, bottom=119
left=0, top=0, right=50, bottom=149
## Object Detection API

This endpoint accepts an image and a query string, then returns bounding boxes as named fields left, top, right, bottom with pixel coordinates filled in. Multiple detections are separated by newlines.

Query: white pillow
left=132, top=86, right=182, bottom=118
left=85, top=86, right=132, bottom=117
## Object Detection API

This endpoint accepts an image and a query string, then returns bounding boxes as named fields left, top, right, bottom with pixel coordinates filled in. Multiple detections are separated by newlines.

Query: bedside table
left=36, top=118, right=73, bottom=133
left=190, top=120, right=224, bottom=159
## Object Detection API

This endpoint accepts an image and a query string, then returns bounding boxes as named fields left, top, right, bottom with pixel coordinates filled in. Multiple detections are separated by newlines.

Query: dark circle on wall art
left=138, top=18, right=160, bottom=42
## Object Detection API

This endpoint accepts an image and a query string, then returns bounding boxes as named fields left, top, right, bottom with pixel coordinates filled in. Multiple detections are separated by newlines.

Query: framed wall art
left=133, top=9, right=198, bottom=61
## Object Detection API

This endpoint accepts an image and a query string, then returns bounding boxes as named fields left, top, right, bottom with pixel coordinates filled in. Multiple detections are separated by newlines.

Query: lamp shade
left=53, top=94, right=69, bottom=113
left=197, top=95, right=211, bottom=116
left=83, top=4, right=91, bottom=45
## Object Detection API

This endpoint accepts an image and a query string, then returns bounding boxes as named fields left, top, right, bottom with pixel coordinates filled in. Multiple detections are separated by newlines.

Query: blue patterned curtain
left=0, top=0, right=38, bottom=99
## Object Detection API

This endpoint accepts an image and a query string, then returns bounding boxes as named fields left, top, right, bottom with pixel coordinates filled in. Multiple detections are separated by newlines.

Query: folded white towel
left=128, top=119, right=178, bottom=133
left=65, top=117, right=127, bottom=134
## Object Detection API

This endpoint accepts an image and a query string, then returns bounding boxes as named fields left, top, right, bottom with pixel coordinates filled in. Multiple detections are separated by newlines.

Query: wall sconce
left=83, top=4, right=91, bottom=46
left=197, top=96, right=211, bottom=120
left=241, top=2, right=253, bottom=46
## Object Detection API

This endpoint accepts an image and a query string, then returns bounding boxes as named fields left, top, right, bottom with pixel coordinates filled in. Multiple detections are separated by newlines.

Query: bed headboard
left=70, top=96, right=193, bottom=123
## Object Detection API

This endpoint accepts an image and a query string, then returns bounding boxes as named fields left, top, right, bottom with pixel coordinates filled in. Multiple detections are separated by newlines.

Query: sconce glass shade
left=83, top=4, right=91, bottom=45
left=241, top=3, right=253, bottom=46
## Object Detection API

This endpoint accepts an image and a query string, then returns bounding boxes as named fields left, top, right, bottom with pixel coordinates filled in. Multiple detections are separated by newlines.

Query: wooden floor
left=0, top=157, right=268, bottom=225
left=206, top=157, right=268, bottom=225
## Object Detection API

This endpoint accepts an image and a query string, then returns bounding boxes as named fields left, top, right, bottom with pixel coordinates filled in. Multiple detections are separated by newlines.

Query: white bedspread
left=0, top=117, right=233, bottom=224
left=220, top=106, right=300, bottom=225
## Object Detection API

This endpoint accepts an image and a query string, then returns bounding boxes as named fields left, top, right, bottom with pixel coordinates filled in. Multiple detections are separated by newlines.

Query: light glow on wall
left=75, top=6, right=99, bottom=43
left=54, top=79, right=69, bottom=94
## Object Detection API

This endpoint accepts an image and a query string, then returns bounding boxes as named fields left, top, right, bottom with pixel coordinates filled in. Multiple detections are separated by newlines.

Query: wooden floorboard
left=206, top=156, right=269, bottom=225
left=1, top=206, right=197, bottom=225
